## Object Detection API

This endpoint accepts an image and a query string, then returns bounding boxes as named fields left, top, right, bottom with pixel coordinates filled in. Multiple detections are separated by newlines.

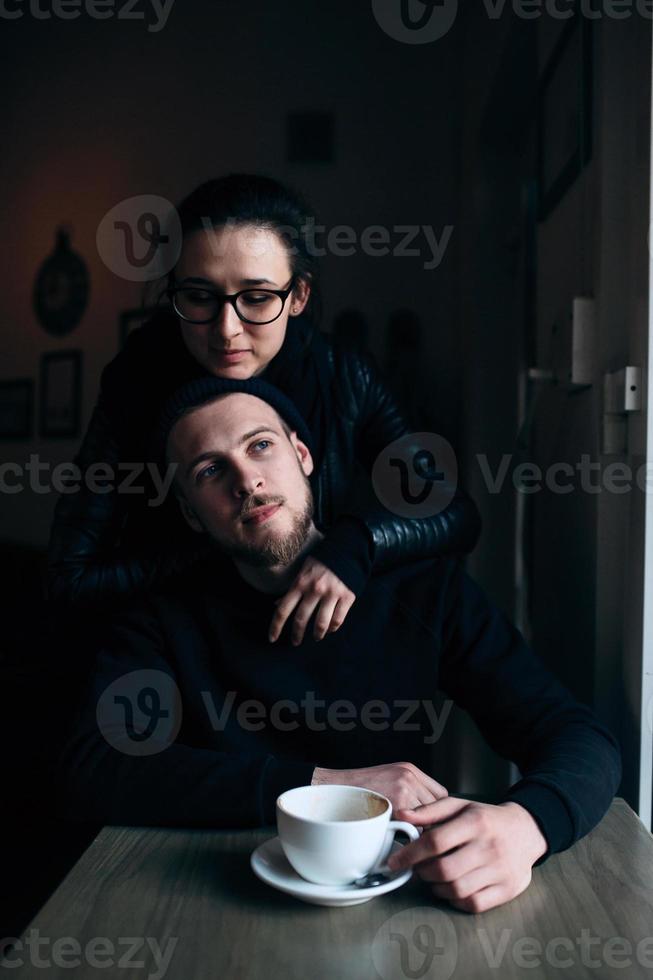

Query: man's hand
left=269, top=557, right=356, bottom=645
left=386, top=797, right=548, bottom=914
left=311, top=762, right=448, bottom=811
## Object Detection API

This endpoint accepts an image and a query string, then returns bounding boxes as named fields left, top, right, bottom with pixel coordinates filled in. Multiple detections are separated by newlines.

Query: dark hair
left=169, top=173, right=322, bottom=325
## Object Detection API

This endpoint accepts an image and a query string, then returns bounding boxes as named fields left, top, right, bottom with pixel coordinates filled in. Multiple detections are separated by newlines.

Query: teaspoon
left=352, top=864, right=402, bottom=888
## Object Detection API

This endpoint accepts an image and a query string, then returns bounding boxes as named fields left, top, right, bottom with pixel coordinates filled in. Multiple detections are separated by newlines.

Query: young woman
left=47, top=174, right=480, bottom=643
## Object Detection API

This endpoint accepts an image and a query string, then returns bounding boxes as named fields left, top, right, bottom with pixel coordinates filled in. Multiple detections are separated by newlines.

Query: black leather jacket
left=47, top=313, right=481, bottom=607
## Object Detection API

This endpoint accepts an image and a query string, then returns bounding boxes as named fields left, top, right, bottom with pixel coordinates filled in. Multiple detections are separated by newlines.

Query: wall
left=585, top=17, right=649, bottom=806
left=0, top=0, right=462, bottom=548
left=532, top=15, right=651, bottom=807
left=454, top=10, right=539, bottom=794
left=459, top=8, right=651, bottom=807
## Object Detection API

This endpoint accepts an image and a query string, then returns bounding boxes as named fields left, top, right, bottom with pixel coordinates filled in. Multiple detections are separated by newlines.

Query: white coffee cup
left=276, top=784, right=419, bottom=886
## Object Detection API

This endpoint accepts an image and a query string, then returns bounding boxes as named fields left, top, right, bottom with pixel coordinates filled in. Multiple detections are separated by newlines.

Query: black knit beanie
left=151, top=376, right=314, bottom=465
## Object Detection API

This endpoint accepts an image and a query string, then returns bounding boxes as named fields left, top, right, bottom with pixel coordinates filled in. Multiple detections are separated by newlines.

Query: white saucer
left=250, top=837, right=412, bottom=907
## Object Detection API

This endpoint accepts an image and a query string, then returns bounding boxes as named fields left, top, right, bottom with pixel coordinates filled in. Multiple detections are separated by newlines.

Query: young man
left=57, top=378, right=621, bottom=913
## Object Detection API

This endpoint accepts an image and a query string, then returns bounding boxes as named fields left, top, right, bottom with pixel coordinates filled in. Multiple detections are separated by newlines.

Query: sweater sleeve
left=437, top=563, right=622, bottom=861
left=55, top=604, right=316, bottom=828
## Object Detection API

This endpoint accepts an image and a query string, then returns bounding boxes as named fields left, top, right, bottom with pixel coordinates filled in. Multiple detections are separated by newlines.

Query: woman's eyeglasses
left=167, top=278, right=295, bottom=326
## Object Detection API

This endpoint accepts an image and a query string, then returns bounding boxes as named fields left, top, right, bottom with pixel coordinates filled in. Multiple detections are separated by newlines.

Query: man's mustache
left=239, top=494, right=286, bottom=521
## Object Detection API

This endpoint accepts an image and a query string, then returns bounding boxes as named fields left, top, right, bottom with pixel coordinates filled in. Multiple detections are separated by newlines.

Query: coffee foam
left=285, top=790, right=388, bottom=822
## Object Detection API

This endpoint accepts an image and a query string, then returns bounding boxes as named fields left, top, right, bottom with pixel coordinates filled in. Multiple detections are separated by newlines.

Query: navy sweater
left=57, top=553, right=621, bottom=861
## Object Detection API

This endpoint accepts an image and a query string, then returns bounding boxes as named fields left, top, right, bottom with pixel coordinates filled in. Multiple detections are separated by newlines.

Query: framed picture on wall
left=0, top=379, right=33, bottom=439
left=537, top=17, right=593, bottom=220
left=39, top=350, right=82, bottom=439
left=119, top=306, right=159, bottom=348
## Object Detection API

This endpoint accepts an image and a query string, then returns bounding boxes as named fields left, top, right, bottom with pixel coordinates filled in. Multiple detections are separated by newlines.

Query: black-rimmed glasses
left=167, top=278, right=295, bottom=326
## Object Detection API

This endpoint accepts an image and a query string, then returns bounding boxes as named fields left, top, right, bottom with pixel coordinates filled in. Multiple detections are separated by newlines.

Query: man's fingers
left=388, top=824, right=470, bottom=873
left=415, top=771, right=449, bottom=801
left=396, top=795, right=469, bottom=826
left=415, top=841, right=484, bottom=884
left=445, top=883, right=507, bottom=915
left=268, top=588, right=303, bottom=642
left=427, top=860, right=493, bottom=895
left=387, top=799, right=473, bottom=870
left=290, top=594, right=321, bottom=646
left=314, top=595, right=356, bottom=640
left=329, top=594, right=355, bottom=629
left=313, top=597, right=340, bottom=641
left=395, top=764, right=448, bottom=802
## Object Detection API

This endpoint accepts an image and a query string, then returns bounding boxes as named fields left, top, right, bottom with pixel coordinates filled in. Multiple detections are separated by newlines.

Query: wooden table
left=4, top=799, right=653, bottom=979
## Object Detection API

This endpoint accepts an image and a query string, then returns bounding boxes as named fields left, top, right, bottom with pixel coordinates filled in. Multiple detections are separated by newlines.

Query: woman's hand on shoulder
left=268, top=557, right=356, bottom=645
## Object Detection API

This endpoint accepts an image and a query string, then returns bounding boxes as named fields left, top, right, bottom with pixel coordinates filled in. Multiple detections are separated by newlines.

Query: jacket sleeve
left=312, top=349, right=481, bottom=592
left=438, top=563, right=622, bottom=860
left=47, top=391, right=152, bottom=606
left=54, top=604, right=316, bottom=828
left=46, top=387, right=206, bottom=610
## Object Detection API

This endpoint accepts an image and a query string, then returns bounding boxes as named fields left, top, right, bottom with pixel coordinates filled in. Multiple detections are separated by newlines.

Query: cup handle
left=376, top=819, right=420, bottom=870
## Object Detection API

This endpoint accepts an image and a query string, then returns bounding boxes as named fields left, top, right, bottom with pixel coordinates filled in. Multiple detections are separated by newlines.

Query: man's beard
left=210, top=481, right=314, bottom=568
